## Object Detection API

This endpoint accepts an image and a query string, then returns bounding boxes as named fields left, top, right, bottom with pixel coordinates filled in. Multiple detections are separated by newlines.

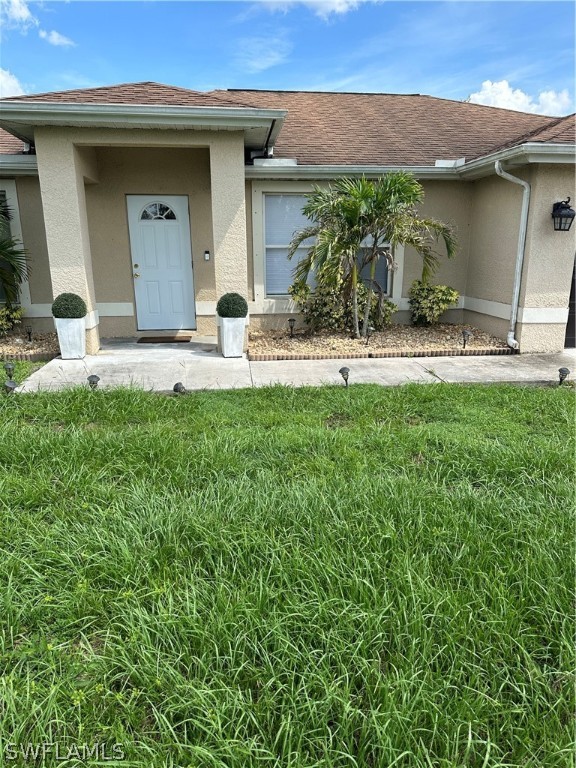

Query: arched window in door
left=140, top=203, right=177, bottom=221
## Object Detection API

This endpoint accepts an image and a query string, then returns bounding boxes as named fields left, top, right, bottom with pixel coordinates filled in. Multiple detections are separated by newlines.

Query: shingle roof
left=0, top=129, right=24, bottom=154
left=209, top=89, right=569, bottom=165
left=2, top=81, right=254, bottom=108
left=0, top=82, right=573, bottom=165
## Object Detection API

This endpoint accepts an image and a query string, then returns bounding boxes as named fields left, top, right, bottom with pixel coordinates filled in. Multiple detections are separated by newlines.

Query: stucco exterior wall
left=466, top=171, right=529, bottom=304
left=401, top=181, right=472, bottom=297
left=516, top=163, right=575, bottom=352
left=27, top=126, right=247, bottom=342
left=15, top=176, right=52, bottom=303
left=86, top=146, right=215, bottom=310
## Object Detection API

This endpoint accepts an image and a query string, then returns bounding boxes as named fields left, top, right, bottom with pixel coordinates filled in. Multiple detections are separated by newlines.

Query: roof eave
left=0, top=102, right=287, bottom=149
left=459, top=142, right=576, bottom=179
left=245, top=164, right=463, bottom=180
left=0, top=154, right=38, bottom=175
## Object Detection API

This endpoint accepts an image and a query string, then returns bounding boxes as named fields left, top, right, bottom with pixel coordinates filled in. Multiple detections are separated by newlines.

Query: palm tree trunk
left=361, top=257, right=377, bottom=337
left=351, top=262, right=360, bottom=338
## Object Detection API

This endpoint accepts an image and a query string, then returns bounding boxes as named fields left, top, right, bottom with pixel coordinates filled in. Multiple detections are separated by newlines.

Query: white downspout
left=494, top=160, right=531, bottom=350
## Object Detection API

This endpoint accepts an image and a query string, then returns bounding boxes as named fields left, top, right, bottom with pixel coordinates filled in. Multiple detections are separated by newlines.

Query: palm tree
left=0, top=198, right=28, bottom=306
left=288, top=174, right=456, bottom=338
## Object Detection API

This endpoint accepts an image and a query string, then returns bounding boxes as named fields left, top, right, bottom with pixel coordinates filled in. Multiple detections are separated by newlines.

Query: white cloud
left=1, top=0, right=76, bottom=47
left=253, top=0, right=373, bottom=19
left=0, top=68, right=25, bottom=97
left=2, top=0, right=36, bottom=28
left=303, top=0, right=362, bottom=17
left=234, top=35, right=292, bottom=73
left=469, top=79, right=573, bottom=116
left=39, top=29, right=76, bottom=47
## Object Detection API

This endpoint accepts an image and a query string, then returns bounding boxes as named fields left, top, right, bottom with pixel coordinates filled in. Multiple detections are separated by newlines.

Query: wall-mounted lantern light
left=552, top=198, right=575, bottom=232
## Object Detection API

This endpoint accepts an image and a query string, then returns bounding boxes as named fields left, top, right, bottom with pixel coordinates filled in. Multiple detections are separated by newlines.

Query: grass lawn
left=0, top=384, right=574, bottom=767
left=0, top=361, right=43, bottom=386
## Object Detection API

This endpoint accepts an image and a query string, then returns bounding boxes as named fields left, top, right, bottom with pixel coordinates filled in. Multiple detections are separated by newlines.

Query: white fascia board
left=0, top=154, right=38, bottom=175
left=459, top=143, right=575, bottom=179
left=245, top=164, right=462, bottom=180
left=0, top=102, right=286, bottom=142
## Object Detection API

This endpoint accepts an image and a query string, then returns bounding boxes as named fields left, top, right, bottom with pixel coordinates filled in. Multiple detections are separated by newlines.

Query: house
left=0, top=81, right=574, bottom=354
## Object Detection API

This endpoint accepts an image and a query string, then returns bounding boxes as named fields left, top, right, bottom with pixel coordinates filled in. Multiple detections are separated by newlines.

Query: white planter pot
left=54, top=317, right=86, bottom=359
left=220, top=316, right=246, bottom=358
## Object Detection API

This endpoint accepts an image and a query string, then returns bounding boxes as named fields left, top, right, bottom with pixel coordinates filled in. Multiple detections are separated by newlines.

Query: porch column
left=34, top=129, right=100, bottom=354
left=209, top=134, right=248, bottom=299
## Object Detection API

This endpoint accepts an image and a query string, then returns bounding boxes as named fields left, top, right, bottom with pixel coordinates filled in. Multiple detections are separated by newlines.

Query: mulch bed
left=248, top=323, right=513, bottom=361
left=0, top=331, right=60, bottom=362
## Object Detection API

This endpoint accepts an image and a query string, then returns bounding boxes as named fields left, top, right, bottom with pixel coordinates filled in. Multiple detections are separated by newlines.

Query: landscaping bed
left=249, top=322, right=512, bottom=360
left=0, top=330, right=59, bottom=361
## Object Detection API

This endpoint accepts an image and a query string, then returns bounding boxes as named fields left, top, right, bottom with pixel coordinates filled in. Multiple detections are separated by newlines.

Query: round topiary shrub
left=216, top=292, right=248, bottom=318
left=51, top=293, right=87, bottom=319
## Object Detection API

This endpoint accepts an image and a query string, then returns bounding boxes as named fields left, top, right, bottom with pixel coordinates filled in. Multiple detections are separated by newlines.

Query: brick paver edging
left=1, top=352, right=59, bottom=362
left=248, top=347, right=516, bottom=361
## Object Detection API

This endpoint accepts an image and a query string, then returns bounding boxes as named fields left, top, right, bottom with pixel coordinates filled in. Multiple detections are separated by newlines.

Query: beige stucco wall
left=516, top=163, right=575, bottom=352
left=245, top=181, right=255, bottom=301
left=402, top=181, right=472, bottom=297
left=466, top=170, right=529, bottom=304
left=29, top=126, right=247, bottom=342
left=86, top=146, right=215, bottom=309
left=15, top=176, right=52, bottom=303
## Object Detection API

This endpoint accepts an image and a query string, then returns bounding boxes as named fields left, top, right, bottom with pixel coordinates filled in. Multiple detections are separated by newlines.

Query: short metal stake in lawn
left=558, top=367, right=570, bottom=386
left=288, top=317, right=296, bottom=338
left=339, top=366, right=350, bottom=387
left=87, top=374, right=100, bottom=390
left=462, top=329, right=473, bottom=349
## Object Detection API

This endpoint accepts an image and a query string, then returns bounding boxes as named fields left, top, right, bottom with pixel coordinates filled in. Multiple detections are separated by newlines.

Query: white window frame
left=251, top=180, right=405, bottom=314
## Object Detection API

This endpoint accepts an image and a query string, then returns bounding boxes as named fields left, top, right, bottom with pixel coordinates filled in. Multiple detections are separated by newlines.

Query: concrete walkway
left=16, top=337, right=576, bottom=393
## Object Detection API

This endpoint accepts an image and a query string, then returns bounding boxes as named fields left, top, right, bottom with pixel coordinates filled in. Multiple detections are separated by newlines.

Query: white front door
left=127, top=195, right=196, bottom=330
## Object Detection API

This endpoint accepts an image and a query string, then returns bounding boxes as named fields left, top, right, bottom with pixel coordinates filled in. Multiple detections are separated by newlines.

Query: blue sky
left=1, top=0, right=574, bottom=114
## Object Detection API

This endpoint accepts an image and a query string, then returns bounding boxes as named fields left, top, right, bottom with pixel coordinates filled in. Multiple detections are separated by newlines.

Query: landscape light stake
left=87, top=374, right=100, bottom=390
left=4, top=379, right=17, bottom=395
left=558, top=367, right=570, bottom=386
left=462, top=330, right=473, bottom=349
left=365, top=326, right=375, bottom=346
left=25, top=325, right=33, bottom=342
left=4, top=362, right=15, bottom=379
left=173, top=382, right=186, bottom=395
left=288, top=317, right=296, bottom=338
left=339, top=366, right=350, bottom=387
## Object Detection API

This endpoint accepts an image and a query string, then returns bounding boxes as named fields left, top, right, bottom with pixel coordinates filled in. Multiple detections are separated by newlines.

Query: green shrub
left=51, top=293, right=87, bottom=319
left=0, top=304, right=23, bottom=336
left=216, top=293, right=248, bottom=318
left=409, top=280, right=459, bottom=326
left=289, top=279, right=397, bottom=334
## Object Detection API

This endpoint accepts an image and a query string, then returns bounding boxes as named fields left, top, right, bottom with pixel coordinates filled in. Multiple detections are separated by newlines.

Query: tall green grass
left=0, top=384, right=574, bottom=767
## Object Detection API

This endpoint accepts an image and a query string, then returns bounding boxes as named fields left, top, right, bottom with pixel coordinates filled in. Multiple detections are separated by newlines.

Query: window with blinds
left=264, top=194, right=312, bottom=296
left=263, top=193, right=389, bottom=297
